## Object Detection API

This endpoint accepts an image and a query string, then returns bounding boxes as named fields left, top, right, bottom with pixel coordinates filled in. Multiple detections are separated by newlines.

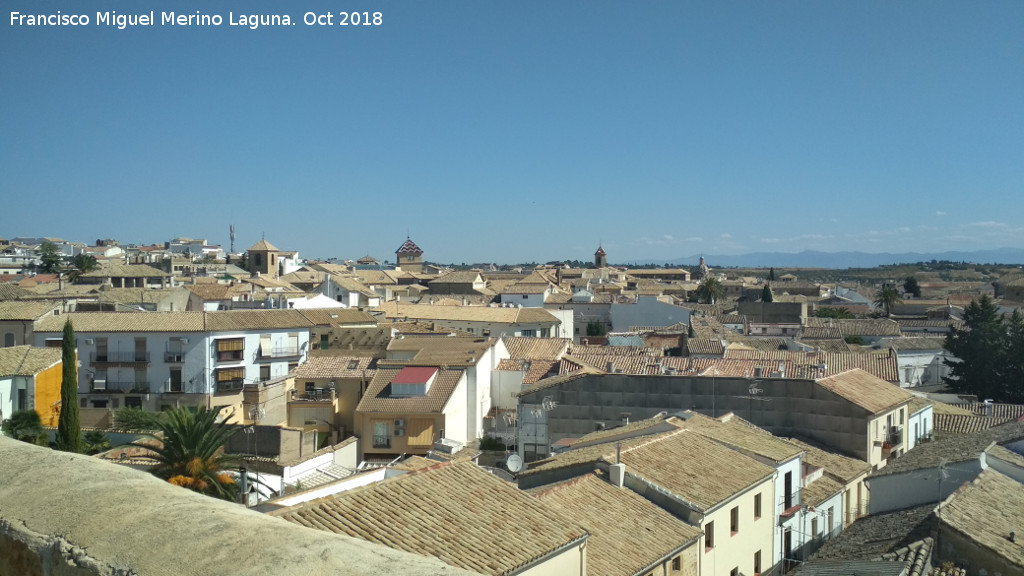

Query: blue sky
left=2, top=1, right=1022, bottom=264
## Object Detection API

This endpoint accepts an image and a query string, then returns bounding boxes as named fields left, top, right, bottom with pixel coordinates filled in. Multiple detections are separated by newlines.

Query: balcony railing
left=91, top=352, right=151, bottom=364
left=290, top=388, right=335, bottom=402
left=887, top=426, right=904, bottom=446
left=90, top=381, right=151, bottom=394
left=216, top=379, right=245, bottom=393
left=164, top=351, right=185, bottom=363
left=372, top=435, right=391, bottom=449
left=258, top=346, right=300, bottom=359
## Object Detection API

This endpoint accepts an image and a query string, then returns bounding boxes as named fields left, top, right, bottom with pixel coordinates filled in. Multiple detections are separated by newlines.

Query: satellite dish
left=506, top=454, right=524, bottom=473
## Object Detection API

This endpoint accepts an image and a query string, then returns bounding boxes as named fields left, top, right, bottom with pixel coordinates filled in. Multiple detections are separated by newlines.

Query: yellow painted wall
left=34, top=363, right=63, bottom=427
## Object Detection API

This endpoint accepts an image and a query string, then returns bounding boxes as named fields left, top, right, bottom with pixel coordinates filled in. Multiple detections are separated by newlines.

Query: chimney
left=610, top=442, right=625, bottom=487
left=607, top=361, right=615, bottom=373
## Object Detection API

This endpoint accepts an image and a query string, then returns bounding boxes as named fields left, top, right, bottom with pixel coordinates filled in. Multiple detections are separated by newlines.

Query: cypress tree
left=56, top=319, right=81, bottom=453
left=761, top=284, right=774, bottom=303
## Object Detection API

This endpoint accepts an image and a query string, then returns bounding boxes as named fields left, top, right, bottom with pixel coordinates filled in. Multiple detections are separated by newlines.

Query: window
left=169, top=368, right=182, bottom=393
left=754, top=550, right=761, bottom=574
left=3, top=332, right=14, bottom=347
left=704, top=521, right=714, bottom=550
left=320, top=334, right=329, bottom=349
left=671, top=556, right=681, bottom=572
left=522, top=294, right=528, bottom=299
left=784, top=471, right=793, bottom=509
left=827, top=506, right=834, bottom=535
left=754, top=492, right=762, bottom=519
left=216, top=338, right=244, bottom=361
left=96, top=337, right=108, bottom=361
left=521, top=329, right=536, bottom=337
left=259, top=365, right=271, bottom=381
left=730, top=505, right=739, bottom=534
left=812, top=517, right=819, bottom=539
left=216, top=367, right=245, bottom=391
left=372, top=421, right=390, bottom=448
left=125, top=397, right=141, bottom=409
left=347, top=359, right=359, bottom=369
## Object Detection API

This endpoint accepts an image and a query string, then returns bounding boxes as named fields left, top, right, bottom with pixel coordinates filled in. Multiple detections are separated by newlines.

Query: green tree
left=942, top=297, right=1024, bottom=403
left=696, top=277, right=726, bottom=305
left=586, top=321, right=607, bottom=337
left=768, top=267, right=776, bottom=282
left=113, top=407, right=165, bottom=431
left=873, top=285, right=902, bottom=317
left=814, top=307, right=855, bottom=319
left=903, top=276, right=922, bottom=298
left=56, top=319, right=81, bottom=453
left=761, top=284, right=774, bottom=303
left=83, top=430, right=111, bottom=455
left=66, top=253, right=99, bottom=282
left=128, top=406, right=239, bottom=500
left=38, top=241, right=63, bottom=274
left=1, top=409, right=47, bottom=445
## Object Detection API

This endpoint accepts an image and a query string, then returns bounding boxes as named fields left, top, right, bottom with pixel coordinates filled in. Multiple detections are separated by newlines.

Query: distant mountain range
left=644, top=248, right=1024, bottom=269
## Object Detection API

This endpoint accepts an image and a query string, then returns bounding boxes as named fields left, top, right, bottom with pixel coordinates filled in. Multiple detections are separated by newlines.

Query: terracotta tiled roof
left=785, top=437, right=870, bottom=484
left=36, top=311, right=206, bottom=333
left=950, top=402, right=1024, bottom=421
left=801, top=326, right=842, bottom=339
left=723, top=350, right=899, bottom=383
left=533, top=473, right=701, bottom=575
left=383, top=335, right=496, bottom=366
left=356, top=367, right=464, bottom=414
left=939, top=470, right=1024, bottom=566
left=674, top=412, right=802, bottom=464
left=0, top=300, right=59, bottom=320
left=296, top=308, right=377, bottom=326
left=291, top=356, right=374, bottom=379
left=0, top=345, right=62, bottom=377
left=376, top=301, right=559, bottom=324
left=503, top=336, right=570, bottom=360
left=80, top=263, right=169, bottom=278
left=805, top=318, right=902, bottom=337
left=617, top=429, right=775, bottom=511
left=686, top=338, right=724, bottom=356
left=495, top=358, right=559, bottom=385
left=247, top=239, right=279, bottom=251
left=802, top=475, right=844, bottom=508
left=933, top=414, right=1009, bottom=434
left=873, top=420, right=1024, bottom=477
left=35, top=310, right=315, bottom=333
left=815, top=369, right=912, bottom=414
left=0, top=283, right=34, bottom=300
left=272, top=461, right=587, bottom=575
left=798, top=339, right=853, bottom=353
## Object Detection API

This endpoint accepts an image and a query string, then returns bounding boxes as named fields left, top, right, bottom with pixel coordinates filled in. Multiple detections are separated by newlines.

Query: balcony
left=164, top=351, right=185, bottom=363
left=887, top=426, right=904, bottom=446
left=216, top=379, right=245, bottom=393
left=257, top=345, right=301, bottom=359
left=289, top=387, right=335, bottom=403
left=90, top=381, right=151, bottom=394
left=91, top=352, right=151, bottom=365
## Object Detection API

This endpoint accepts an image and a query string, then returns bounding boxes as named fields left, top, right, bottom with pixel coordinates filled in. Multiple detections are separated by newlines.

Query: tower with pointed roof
left=395, top=237, right=424, bottom=273
left=248, top=238, right=281, bottom=279
left=594, top=245, right=607, bottom=268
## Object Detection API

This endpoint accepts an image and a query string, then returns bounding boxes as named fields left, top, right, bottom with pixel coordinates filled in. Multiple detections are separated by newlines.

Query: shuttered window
left=407, top=419, right=434, bottom=448
left=216, top=338, right=244, bottom=361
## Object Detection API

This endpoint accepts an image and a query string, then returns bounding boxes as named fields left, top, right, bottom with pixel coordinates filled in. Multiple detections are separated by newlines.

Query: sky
left=2, top=1, right=1023, bottom=265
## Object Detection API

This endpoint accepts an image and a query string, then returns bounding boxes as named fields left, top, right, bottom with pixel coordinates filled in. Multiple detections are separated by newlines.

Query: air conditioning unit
left=394, top=418, right=406, bottom=428
left=393, top=428, right=405, bottom=437
left=83, top=338, right=95, bottom=345
left=93, top=379, right=107, bottom=391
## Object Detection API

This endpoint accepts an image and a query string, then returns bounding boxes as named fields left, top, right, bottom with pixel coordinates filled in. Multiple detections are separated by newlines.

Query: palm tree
left=83, top=430, right=111, bottom=455
left=873, top=285, right=903, bottom=317
left=696, top=276, right=726, bottom=305
left=1, top=409, right=47, bottom=445
left=128, top=407, right=239, bottom=500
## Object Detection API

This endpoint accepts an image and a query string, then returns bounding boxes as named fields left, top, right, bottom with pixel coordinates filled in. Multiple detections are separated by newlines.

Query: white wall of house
left=868, top=459, right=983, bottom=514
left=0, top=375, right=32, bottom=423
left=493, top=369, right=526, bottom=411
left=907, top=403, right=934, bottom=450
left=805, top=489, right=844, bottom=553
left=773, top=456, right=804, bottom=566
left=609, top=297, right=691, bottom=332
left=517, top=538, right=586, bottom=576
left=896, top=350, right=951, bottom=388
left=441, top=376, right=470, bottom=444
left=33, top=327, right=309, bottom=410
left=699, top=479, right=776, bottom=576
